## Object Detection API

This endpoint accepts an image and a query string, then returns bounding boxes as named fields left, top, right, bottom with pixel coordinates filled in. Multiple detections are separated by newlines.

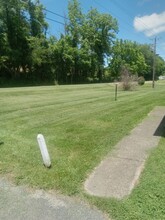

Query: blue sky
left=40, top=0, right=165, bottom=60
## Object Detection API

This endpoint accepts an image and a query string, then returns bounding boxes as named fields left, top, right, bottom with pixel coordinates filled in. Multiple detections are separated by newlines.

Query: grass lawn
left=0, top=82, right=165, bottom=219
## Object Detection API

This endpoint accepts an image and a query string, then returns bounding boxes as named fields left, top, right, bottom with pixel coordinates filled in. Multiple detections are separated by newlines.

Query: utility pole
left=152, top=37, right=156, bottom=88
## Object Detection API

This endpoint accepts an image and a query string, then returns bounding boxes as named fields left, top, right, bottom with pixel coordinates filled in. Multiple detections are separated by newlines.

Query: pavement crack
left=111, top=156, right=145, bottom=163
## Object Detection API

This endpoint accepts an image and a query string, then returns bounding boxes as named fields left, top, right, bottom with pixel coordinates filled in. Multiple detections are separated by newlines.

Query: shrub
left=120, top=66, right=137, bottom=91
left=86, top=77, right=99, bottom=83
left=138, top=76, right=145, bottom=85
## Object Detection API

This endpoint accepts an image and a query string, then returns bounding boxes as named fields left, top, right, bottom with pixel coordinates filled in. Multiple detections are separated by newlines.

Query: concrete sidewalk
left=84, top=106, right=165, bottom=199
left=0, top=177, right=108, bottom=220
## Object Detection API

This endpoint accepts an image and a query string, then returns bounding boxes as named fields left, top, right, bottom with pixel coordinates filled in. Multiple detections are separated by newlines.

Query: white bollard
left=37, top=134, right=51, bottom=168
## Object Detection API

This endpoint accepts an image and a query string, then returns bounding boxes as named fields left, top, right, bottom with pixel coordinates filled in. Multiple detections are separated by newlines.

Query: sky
left=39, top=0, right=165, bottom=60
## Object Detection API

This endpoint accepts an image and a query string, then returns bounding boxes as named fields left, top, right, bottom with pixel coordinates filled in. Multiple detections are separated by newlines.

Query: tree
left=155, top=55, right=165, bottom=78
left=0, top=0, right=119, bottom=85
left=64, top=0, right=118, bottom=83
left=109, top=39, right=147, bottom=79
left=28, top=0, right=48, bottom=37
left=139, top=44, right=165, bottom=80
left=64, top=0, right=85, bottom=83
left=83, top=8, right=118, bottom=81
left=52, top=35, right=75, bottom=84
left=0, top=0, right=30, bottom=78
left=0, top=0, right=49, bottom=83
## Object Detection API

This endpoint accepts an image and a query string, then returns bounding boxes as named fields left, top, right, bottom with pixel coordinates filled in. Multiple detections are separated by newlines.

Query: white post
left=37, top=134, right=51, bottom=168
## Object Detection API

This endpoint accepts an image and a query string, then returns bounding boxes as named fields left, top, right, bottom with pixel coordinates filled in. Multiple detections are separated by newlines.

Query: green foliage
left=109, top=39, right=147, bottom=79
left=138, top=44, right=153, bottom=80
left=0, top=0, right=51, bottom=83
left=28, top=0, right=48, bottom=37
left=138, top=76, right=145, bottom=86
left=0, top=0, right=164, bottom=86
left=63, top=0, right=118, bottom=83
left=155, top=55, right=165, bottom=78
left=83, top=8, right=118, bottom=82
left=138, top=44, right=165, bottom=80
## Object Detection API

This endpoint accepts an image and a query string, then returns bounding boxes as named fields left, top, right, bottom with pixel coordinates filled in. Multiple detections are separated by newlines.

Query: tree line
left=0, top=0, right=165, bottom=86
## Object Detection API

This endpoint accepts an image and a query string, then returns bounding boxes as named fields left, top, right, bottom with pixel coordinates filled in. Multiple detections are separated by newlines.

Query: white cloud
left=133, top=11, right=165, bottom=37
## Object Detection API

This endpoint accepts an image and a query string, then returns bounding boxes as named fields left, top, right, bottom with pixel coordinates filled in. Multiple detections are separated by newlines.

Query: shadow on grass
left=0, top=142, right=4, bottom=145
left=154, top=116, right=165, bottom=137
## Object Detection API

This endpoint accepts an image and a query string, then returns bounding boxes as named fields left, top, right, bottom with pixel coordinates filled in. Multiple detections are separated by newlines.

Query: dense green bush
left=138, top=76, right=145, bottom=85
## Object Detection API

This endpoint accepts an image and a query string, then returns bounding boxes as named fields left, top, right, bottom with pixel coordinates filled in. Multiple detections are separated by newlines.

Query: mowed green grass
left=88, top=136, right=165, bottom=220
left=0, top=82, right=165, bottom=219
